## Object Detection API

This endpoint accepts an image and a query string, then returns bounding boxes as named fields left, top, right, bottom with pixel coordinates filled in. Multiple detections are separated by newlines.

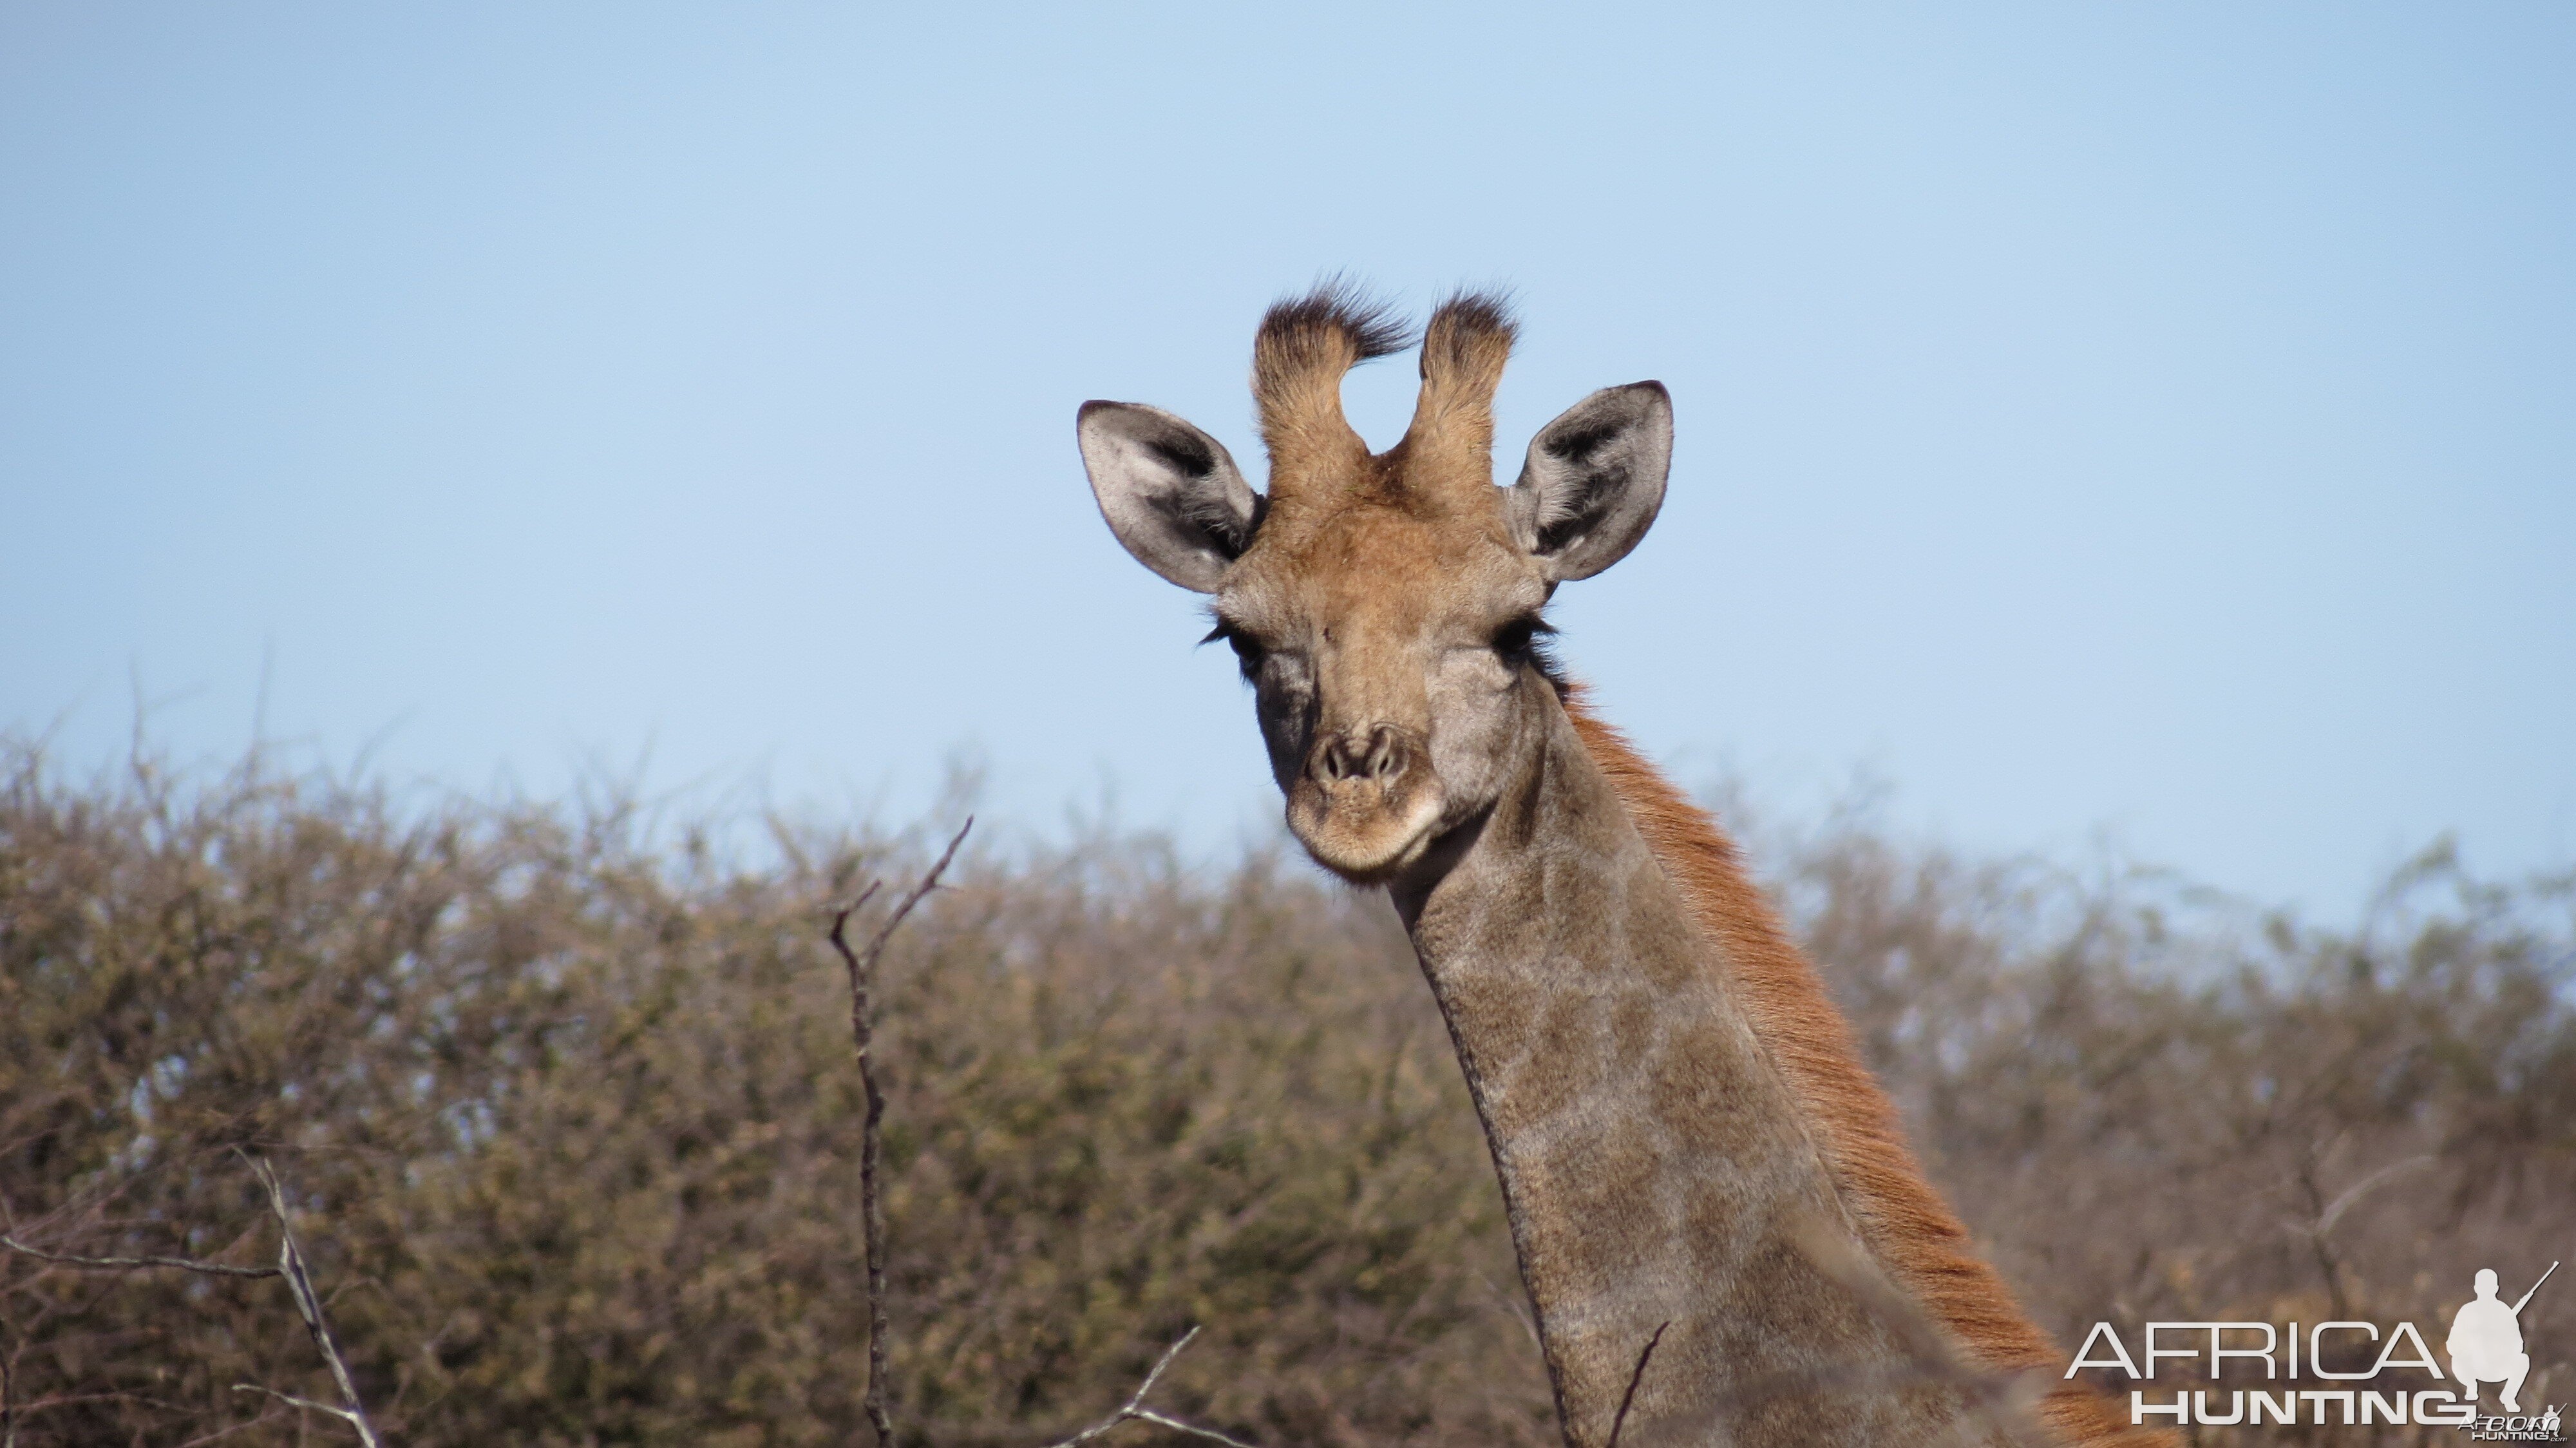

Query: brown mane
left=1560, top=684, right=2163, bottom=1447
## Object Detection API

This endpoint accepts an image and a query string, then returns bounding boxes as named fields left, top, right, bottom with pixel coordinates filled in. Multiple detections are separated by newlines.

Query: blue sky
left=4, top=3, right=2570, bottom=915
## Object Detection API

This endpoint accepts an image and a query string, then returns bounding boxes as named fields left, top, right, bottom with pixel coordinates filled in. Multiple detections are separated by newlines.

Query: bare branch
left=232, top=1384, right=366, bottom=1428
left=0, top=1234, right=279, bottom=1280
left=1036, top=1328, right=1258, bottom=1448
left=241, top=1155, right=382, bottom=1448
left=1605, top=1320, right=1669, bottom=1448
left=827, top=818, right=972, bottom=1448
left=2, top=1163, right=385, bottom=1445
left=820, top=824, right=1256, bottom=1448
left=844, top=877, right=886, bottom=913
left=1124, top=1408, right=1261, bottom=1448
left=2315, top=1153, right=2436, bottom=1237
left=178, top=1406, right=291, bottom=1447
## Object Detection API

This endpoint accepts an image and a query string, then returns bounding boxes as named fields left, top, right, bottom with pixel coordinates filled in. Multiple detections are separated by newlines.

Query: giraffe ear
left=1507, top=382, right=1672, bottom=581
left=1079, top=401, right=1265, bottom=594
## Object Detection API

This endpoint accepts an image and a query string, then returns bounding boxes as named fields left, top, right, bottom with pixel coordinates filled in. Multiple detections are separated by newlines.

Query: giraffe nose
left=1285, top=721, right=1444, bottom=878
left=1314, top=725, right=1410, bottom=785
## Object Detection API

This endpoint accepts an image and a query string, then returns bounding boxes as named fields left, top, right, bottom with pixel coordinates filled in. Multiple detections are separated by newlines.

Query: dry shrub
left=1, top=745, right=2568, bottom=1447
left=1785, top=808, right=2576, bottom=1444
left=0, top=749, right=1540, bottom=1447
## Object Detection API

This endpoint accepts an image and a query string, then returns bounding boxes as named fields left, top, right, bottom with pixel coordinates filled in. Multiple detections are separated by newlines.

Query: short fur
left=1251, top=278, right=1413, bottom=501
left=1079, top=291, right=2163, bottom=1447
left=1559, top=687, right=2164, bottom=1448
left=1396, top=289, right=1520, bottom=502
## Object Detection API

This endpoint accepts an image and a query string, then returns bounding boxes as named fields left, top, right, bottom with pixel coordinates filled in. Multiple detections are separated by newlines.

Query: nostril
left=1364, top=727, right=1404, bottom=781
left=1315, top=730, right=1407, bottom=786
left=1317, top=734, right=1358, bottom=783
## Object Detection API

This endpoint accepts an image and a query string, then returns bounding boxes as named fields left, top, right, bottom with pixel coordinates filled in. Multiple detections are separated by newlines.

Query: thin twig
left=1036, top=1328, right=1258, bottom=1448
left=820, top=824, right=1253, bottom=1448
left=2, top=1168, right=384, bottom=1445
left=0, top=1234, right=279, bottom=1279
left=828, top=819, right=972, bottom=1448
left=1605, top=1320, right=1669, bottom=1448
left=178, top=1407, right=290, bottom=1447
left=1122, top=1408, right=1261, bottom=1447
left=2314, top=1154, right=2435, bottom=1237
left=241, top=1155, right=381, bottom=1448
left=231, top=1384, right=366, bottom=1428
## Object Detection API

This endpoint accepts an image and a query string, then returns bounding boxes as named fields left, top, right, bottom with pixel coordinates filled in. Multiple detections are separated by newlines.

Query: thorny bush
left=1, top=747, right=2568, bottom=1447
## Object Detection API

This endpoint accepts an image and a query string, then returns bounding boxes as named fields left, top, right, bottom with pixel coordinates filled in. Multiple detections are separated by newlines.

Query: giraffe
left=1077, top=284, right=2161, bottom=1448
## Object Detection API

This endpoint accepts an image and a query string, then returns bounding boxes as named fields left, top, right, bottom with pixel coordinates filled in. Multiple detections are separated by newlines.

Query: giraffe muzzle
left=1285, top=725, right=1445, bottom=882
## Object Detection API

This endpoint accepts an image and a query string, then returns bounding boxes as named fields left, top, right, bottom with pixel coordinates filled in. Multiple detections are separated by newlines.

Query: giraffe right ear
left=1507, top=382, right=1673, bottom=582
left=1079, top=401, right=1265, bottom=593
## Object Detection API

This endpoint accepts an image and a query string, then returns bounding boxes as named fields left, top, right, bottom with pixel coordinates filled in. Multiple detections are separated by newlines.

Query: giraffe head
left=1081, top=285, right=1673, bottom=883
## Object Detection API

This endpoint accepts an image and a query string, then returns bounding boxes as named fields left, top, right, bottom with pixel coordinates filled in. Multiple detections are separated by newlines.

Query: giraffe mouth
left=1284, top=776, right=1448, bottom=884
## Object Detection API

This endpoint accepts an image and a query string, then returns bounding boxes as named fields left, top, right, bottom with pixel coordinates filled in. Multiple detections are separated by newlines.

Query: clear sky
left=5, top=3, right=2570, bottom=916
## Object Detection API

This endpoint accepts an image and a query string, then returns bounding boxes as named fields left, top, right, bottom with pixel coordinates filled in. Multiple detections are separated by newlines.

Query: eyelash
left=1493, top=614, right=1555, bottom=660
left=1202, top=620, right=1264, bottom=681
left=1202, top=615, right=1553, bottom=678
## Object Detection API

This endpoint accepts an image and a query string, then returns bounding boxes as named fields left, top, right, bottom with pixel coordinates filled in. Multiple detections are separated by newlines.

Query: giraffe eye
left=1202, top=620, right=1267, bottom=681
left=1492, top=614, right=1555, bottom=660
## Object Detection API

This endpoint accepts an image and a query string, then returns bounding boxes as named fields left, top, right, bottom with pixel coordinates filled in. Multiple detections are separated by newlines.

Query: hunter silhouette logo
left=2065, top=1257, right=2562, bottom=1434
left=2451, top=1262, right=2554, bottom=1415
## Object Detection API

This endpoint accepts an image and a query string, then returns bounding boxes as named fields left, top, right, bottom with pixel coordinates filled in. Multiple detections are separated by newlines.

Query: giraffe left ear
left=1507, top=381, right=1672, bottom=581
left=1079, top=401, right=1265, bottom=593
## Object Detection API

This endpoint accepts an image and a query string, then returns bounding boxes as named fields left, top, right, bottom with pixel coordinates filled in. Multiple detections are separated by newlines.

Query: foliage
left=1, top=747, right=2568, bottom=1446
left=1788, top=814, right=2576, bottom=1443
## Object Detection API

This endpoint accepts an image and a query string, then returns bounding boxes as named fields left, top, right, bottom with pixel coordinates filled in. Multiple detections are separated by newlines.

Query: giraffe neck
left=1390, top=690, right=2022, bottom=1447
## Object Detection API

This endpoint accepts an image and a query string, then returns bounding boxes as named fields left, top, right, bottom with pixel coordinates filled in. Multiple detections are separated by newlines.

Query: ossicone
left=1395, top=288, right=1520, bottom=500
left=1251, top=277, right=1412, bottom=499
